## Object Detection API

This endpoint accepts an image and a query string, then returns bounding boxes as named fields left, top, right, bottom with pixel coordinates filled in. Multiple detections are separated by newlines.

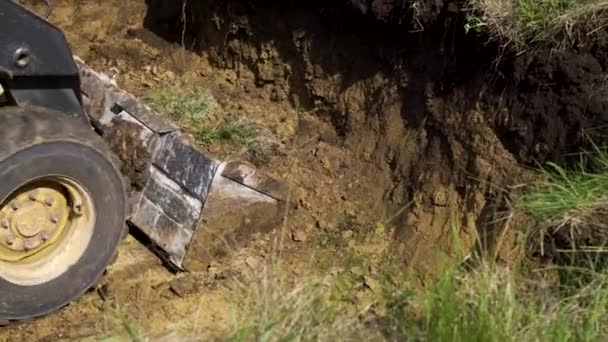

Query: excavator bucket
left=75, top=57, right=289, bottom=271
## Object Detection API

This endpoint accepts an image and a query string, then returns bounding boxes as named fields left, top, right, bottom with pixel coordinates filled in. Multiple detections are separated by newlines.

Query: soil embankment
left=2, top=0, right=607, bottom=340
left=142, top=0, right=608, bottom=272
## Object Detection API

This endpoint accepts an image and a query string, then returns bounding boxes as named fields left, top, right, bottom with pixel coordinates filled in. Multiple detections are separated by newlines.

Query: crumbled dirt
left=3, top=0, right=607, bottom=340
left=495, top=51, right=608, bottom=163
left=103, top=118, right=152, bottom=192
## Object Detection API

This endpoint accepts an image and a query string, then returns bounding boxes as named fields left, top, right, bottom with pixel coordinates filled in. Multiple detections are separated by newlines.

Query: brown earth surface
left=2, top=0, right=608, bottom=340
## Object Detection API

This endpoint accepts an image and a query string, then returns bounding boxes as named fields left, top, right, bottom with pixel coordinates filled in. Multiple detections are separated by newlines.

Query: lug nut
left=73, top=204, right=83, bottom=216
left=10, top=201, right=19, bottom=210
left=28, top=191, right=38, bottom=201
left=44, top=198, right=54, bottom=207
left=40, top=230, right=50, bottom=241
left=23, top=238, right=38, bottom=251
left=50, top=212, right=59, bottom=224
left=6, top=234, right=15, bottom=246
left=1, top=219, right=8, bottom=229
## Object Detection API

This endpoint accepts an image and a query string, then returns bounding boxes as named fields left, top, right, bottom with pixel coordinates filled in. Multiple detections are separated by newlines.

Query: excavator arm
left=0, top=0, right=87, bottom=121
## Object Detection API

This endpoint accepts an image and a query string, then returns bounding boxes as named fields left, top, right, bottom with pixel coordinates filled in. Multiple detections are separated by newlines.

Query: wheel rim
left=0, top=177, right=95, bottom=286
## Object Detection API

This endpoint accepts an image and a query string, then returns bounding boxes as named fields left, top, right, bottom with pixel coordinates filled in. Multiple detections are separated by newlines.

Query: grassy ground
left=224, top=229, right=608, bottom=341
left=466, top=0, right=608, bottom=49
left=519, top=143, right=608, bottom=253
left=221, top=147, right=608, bottom=341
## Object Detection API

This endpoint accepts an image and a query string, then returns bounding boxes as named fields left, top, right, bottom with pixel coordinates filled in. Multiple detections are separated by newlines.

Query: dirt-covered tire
left=0, top=106, right=126, bottom=322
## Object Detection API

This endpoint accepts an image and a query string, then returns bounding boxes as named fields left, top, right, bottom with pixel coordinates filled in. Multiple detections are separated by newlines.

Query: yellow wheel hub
left=0, top=177, right=95, bottom=286
left=0, top=182, right=73, bottom=262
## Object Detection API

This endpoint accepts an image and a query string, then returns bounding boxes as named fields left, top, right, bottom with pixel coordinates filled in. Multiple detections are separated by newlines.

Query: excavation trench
left=2, top=0, right=608, bottom=339
left=136, top=0, right=608, bottom=275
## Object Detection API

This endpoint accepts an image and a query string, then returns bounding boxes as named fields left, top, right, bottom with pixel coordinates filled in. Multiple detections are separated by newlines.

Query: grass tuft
left=384, top=260, right=608, bottom=341
left=197, top=117, right=259, bottom=147
left=226, top=223, right=608, bottom=342
left=519, top=161, right=608, bottom=221
left=146, top=86, right=279, bottom=163
left=224, top=188, right=608, bottom=342
left=146, top=86, right=218, bottom=127
left=226, top=266, right=372, bottom=342
left=467, top=0, right=608, bottom=49
left=517, top=146, right=608, bottom=255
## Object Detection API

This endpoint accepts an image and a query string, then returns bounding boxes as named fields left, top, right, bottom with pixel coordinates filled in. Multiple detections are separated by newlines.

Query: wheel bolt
left=10, top=201, right=19, bottom=210
left=40, top=230, right=50, bottom=241
left=6, top=234, right=15, bottom=246
left=28, top=191, right=38, bottom=201
left=73, top=204, right=83, bottom=216
left=50, top=212, right=59, bottom=224
left=44, top=198, right=54, bottom=207
left=0, top=219, right=8, bottom=229
left=23, top=238, right=37, bottom=251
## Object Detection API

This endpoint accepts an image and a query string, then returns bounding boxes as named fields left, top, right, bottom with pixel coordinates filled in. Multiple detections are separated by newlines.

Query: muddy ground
left=3, top=0, right=608, bottom=340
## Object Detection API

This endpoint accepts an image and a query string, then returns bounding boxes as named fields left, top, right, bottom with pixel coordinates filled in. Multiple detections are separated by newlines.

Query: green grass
left=146, top=86, right=277, bottom=163
left=99, top=310, right=143, bottom=342
left=196, top=117, right=260, bottom=149
left=224, top=196, right=608, bottom=342
left=466, top=0, right=608, bottom=49
left=146, top=86, right=218, bottom=127
left=516, top=146, right=608, bottom=254
left=227, top=238, right=608, bottom=341
left=226, top=215, right=396, bottom=341
left=226, top=242, right=608, bottom=341
left=519, top=161, right=608, bottom=221
left=385, top=261, right=608, bottom=341
left=226, top=272, right=368, bottom=342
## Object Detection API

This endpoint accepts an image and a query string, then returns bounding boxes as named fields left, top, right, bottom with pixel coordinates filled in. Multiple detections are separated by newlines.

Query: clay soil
left=2, top=0, right=608, bottom=340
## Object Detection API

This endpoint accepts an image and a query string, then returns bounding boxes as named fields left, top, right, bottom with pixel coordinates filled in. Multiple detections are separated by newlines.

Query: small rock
left=374, top=223, right=385, bottom=236
left=208, top=262, right=225, bottom=279
left=244, top=83, right=255, bottom=93
left=351, top=266, right=364, bottom=277
left=315, top=219, right=324, bottom=230
left=165, top=70, right=176, bottom=81
left=298, top=198, right=312, bottom=210
left=432, top=189, right=448, bottom=206
left=169, top=275, right=198, bottom=298
left=207, top=143, right=221, bottom=153
left=292, top=229, right=309, bottom=242
left=355, top=290, right=376, bottom=313
left=341, top=230, right=354, bottom=240
left=315, top=142, right=343, bottom=172
left=245, top=256, right=260, bottom=269
left=97, top=283, right=112, bottom=301
left=329, top=266, right=344, bottom=276
left=364, top=276, right=381, bottom=293
left=345, top=208, right=357, bottom=217
left=199, top=66, right=212, bottom=77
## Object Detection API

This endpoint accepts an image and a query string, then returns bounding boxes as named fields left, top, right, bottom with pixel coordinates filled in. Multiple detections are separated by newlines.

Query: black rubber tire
left=0, top=106, right=126, bottom=322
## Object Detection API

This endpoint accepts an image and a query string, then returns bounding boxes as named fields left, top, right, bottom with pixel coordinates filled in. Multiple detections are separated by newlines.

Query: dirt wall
left=141, top=0, right=608, bottom=275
